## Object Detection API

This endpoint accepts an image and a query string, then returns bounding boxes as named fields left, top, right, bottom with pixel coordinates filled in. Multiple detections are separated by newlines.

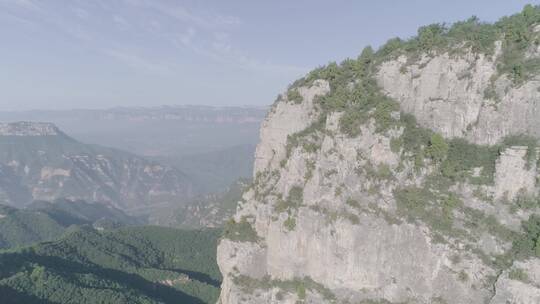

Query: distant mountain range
left=0, top=105, right=266, bottom=157
left=0, top=106, right=264, bottom=232
left=0, top=122, right=195, bottom=213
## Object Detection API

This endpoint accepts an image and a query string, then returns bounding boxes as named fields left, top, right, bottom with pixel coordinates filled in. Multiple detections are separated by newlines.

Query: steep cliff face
left=376, top=43, right=540, bottom=145
left=218, top=8, right=540, bottom=304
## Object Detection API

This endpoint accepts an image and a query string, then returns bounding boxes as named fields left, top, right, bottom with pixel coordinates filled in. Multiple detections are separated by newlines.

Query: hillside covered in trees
left=0, top=199, right=140, bottom=249
left=0, top=226, right=222, bottom=304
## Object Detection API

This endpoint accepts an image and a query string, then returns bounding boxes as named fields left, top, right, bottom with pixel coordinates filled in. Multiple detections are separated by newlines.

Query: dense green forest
left=0, top=204, right=67, bottom=249
left=0, top=199, right=139, bottom=249
left=0, top=226, right=222, bottom=304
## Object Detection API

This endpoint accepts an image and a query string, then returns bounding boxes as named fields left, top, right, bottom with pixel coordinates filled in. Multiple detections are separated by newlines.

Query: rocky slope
left=218, top=7, right=540, bottom=304
left=153, top=179, right=248, bottom=229
left=0, top=122, right=194, bottom=214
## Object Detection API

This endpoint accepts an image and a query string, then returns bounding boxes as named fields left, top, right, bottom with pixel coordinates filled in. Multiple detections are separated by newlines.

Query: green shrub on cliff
left=287, top=89, right=303, bottom=104
left=513, top=215, right=540, bottom=259
left=426, top=134, right=449, bottom=162
left=223, top=217, right=258, bottom=243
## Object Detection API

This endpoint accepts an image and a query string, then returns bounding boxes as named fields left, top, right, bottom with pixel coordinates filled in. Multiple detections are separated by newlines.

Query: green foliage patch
left=233, top=274, right=336, bottom=302
left=508, top=268, right=529, bottom=282
left=287, top=89, right=303, bottom=104
left=393, top=187, right=464, bottom=237
left=275, top=186, right=304, bottom=214
left=223, top=217, right=259, bottom=243
left=440, top=135, right=538, bottom=184
left=285, top=116, right=326, bottom=158
left=284, top=217, right=296, bottom=231
left=426, top=134, right=449, bottom=162
left=0, top=200, right=138, bottom=250
left=512, top=215, right=540, bottom=259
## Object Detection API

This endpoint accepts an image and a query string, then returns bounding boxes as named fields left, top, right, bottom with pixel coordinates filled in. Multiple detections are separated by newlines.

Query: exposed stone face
left=0, top=122, right=61, bottom=136
left=218, top=47, right=540, bottom=303
left=376, top=47, right=540, bottom=145
left=490, top=259, right=540, bottom=304
left=40, top=167, right=71, bottom=180
left=254, top=79, right=330, bottom=174
left=493, top=147, right=537, bottom=200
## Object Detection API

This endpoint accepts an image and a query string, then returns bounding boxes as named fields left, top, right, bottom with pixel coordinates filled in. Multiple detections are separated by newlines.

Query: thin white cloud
left=238, top=57, right=308, bottom=74
left=101, top=48, right=171, bottom=74
left=112, top=14, right=130, bottom=30
left=0, top=9, right=34, bottom=26
left=217, top=49, right=308, bottom=74
left=211, top=32, right=232, bottom=52
left=193, top=30, right=307, bottom=74
left=213, top=14, right=242, bottom=26
left=130, top=0, right=241, bottom=29
left=174, top=32, right=307, bottom=75
left=64, top=25, right=95, bottom=42
left=177, top=27, right=196, bottom=47
left=72, top=7, right=90, bottom=19
left=1, top=0, right=40, bottom=10
left=0, top=0, right=45, bottom=30
left=2, top=0, right=306, bottom=77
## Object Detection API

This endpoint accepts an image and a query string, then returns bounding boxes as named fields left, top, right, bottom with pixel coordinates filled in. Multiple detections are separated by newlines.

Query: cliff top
left=0, top=122, right=61, bottom=136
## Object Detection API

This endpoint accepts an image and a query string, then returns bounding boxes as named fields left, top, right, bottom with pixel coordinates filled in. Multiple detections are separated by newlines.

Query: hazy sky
left=0, top=0, right=535, bottom=111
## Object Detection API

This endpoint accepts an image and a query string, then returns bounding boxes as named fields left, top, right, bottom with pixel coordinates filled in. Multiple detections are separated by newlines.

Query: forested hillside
left=0, top=226, right=221, bottom=304
left=0, top=199, right=139, bottom=249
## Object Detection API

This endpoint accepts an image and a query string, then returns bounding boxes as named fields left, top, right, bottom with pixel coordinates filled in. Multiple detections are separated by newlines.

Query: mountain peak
left=0, top=122, right=61, bottom=136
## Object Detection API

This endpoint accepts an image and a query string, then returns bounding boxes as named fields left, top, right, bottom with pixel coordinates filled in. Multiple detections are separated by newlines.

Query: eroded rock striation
left=219, top=7, right=540, bottom=304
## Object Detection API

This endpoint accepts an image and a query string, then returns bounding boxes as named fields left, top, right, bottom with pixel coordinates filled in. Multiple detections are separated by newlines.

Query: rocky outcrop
left=0, top=122, right=60, bottom=136
left=218, top=17, right=540, bottom=303
left=254, top=80, right=330, bottom=173
left=493, top=147, right=538, bottom=200
left=490, top=259, right=540, bottom=304
left=376, top=46, right=540, bottom=145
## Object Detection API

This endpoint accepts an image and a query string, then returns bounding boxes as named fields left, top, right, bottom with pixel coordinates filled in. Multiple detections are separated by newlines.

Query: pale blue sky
left=0, top=0, right=536, bottom=110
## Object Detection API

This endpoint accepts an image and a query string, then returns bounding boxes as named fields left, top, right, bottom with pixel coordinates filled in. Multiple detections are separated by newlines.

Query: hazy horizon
left=0, top=103, right=270, bottom=113
left=0, top=0, right=534, bottom=111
